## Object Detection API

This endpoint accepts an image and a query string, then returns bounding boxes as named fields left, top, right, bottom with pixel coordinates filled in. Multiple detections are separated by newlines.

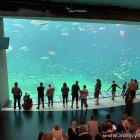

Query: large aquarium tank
left=4, top=18, right=140, bottom=100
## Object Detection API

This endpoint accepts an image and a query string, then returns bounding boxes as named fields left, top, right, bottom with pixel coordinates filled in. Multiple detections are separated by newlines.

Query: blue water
left=4, top=18, right=140, bottom=99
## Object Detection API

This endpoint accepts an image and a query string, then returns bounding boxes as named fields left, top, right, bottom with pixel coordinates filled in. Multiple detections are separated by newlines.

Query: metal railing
left=7, top=90, right=140, bottom=108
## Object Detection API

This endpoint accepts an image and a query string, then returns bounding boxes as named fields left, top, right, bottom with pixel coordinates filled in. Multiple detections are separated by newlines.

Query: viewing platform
left=2, top=90, right=140, bottom=111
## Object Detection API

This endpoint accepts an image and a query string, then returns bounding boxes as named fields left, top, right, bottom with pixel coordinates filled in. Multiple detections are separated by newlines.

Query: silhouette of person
left=125, top=94, right=133, bottom=115
left=46, top=84, right=55, bottom=107
left=71, top=81, right=80, bottom=109
left=122, top=82, right=127, bottom=99
left=22, top=93, right=33, bottom=110
left=128, top=79, right=137, bottom=99
left=134, top=79, right=139, bottom=91
left=61, top=82, right=70, bottom=108
left=12, top=82, right=22, bottom=110
left=107, top=80, right=121, bottom=101
left=94, top=79, right=102, bottom=105
left=37, top=82, right=45, bottom=109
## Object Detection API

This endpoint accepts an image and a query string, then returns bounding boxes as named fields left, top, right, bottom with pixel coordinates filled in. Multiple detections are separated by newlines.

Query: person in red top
left=12, top=82, right=22, bottom=110
left=46, top=84, right=55, bottom=107
left=128, top=79, right=138, bottom=99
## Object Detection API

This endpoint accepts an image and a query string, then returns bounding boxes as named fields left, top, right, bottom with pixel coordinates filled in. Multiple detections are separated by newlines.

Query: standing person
left=37, top=82, right=45, bottom=109
left=71, top=81, right=80, bottom=109
left=94, top=79, right=102, bottom=105
left=128, top=79, right=137, bottom=99
left=61, top=82, right=70, bottom=108
left=107, top=80, right=121, bottom=101
left=128, top=79, right=133, bottom=87
left=125, top=94, right=133, bottom=115
left=122, top=82, right=127, bottom=99
left=12, top=82, right=22, bottom=110
left=80, top=85, right=88, bottom=110
left=46, top=84, right=55, bottom=107
left=133, top=79, right=139, bottom=98
left=134, top=79, right=139, bottom=91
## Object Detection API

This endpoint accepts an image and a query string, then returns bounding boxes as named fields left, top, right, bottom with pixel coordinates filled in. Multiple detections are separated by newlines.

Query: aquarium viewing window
left=4, top=18, right=140, bottom=100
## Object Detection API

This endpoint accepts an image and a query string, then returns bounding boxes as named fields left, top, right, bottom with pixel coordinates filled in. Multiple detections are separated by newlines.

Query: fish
left=20, top=46, right=27, bottom=50
left=61, top=32, right=69, bottom=36
left=11, top=31, right=21, bottom=34
left=84, top=26, right=93, bottom=30
left=13, top=24, right=24, bottom=28
left=31, top=20, right=48, bottom=26
left=19, top=46, right=29, bottom=52
left=119, top=30, right=125, bottom=37
left=116, top=24, right=122, bottom=26
left=48, top=51, right=56, bottom=56
left=118, top=62, right=127, bottom=68
left=78, top=27, right=85, bottom=31
left=38, top=22, right=48, bottom=26
left=41, top=56, right=49, bottom=60
left=71, top=22, right=79, bottom=26
left=99, top=27, right=105, bottom=30
left=92, top=30, right=98, bottom=34
left=113, top=72, right=124, bottom=80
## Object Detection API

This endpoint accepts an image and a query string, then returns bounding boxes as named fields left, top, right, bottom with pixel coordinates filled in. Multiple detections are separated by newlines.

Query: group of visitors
left=11, top=79, right=139, bottom=111
left=38, top=114, right=140, bottom=140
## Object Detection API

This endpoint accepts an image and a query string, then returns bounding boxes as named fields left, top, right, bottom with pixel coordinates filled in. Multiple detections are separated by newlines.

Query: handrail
left=7, top=90, right=140, bottom=107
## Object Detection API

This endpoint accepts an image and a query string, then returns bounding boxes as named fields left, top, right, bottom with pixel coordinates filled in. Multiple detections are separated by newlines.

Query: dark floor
left=0, top=102, right=140, bottom=140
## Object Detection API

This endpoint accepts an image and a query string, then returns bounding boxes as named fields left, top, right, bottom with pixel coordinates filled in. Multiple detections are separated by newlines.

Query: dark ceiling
left=51, top=0, right=140, bottom=10
left=0, top=0, right=140, bottom=22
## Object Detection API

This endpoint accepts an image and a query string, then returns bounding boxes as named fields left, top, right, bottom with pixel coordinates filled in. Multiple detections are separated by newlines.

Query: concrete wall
left=0, top=18, right=9, bottom=107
